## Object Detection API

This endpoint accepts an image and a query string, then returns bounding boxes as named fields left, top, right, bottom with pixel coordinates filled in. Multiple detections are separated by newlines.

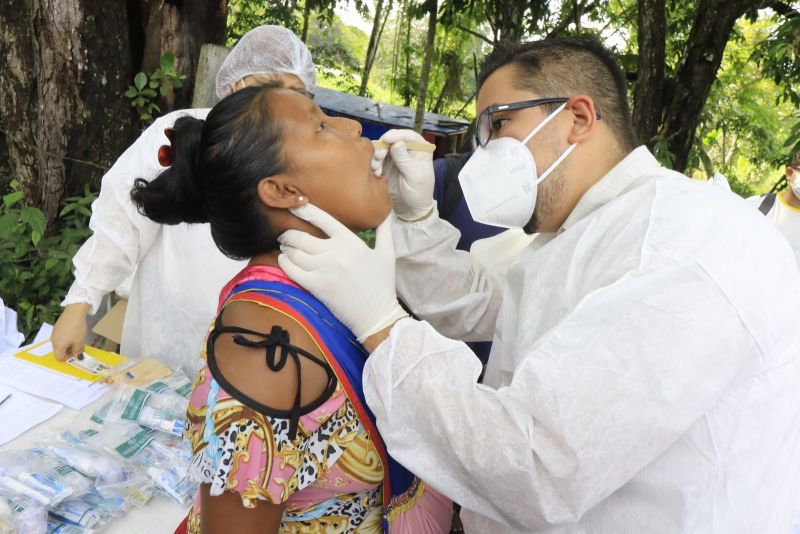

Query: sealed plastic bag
left=0, top=450, right=92, bottom=508
left=107, top=386, right=188, bottom=437
left=73, top=423, right=196, bottom=506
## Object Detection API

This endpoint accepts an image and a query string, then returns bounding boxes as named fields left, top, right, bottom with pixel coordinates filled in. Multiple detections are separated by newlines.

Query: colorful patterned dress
left=184, top=265, right=452, bottom=533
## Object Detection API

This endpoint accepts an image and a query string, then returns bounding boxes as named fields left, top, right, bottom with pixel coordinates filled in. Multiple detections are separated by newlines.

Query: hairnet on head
left=215, top=25, right=316, bottom=98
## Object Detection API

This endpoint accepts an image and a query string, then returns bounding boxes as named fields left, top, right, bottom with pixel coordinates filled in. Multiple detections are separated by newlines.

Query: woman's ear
left=257, top=176, right=310, bottom=209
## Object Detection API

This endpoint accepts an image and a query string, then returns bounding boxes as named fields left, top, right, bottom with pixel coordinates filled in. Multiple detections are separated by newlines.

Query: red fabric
left=173, top=514, right=189, bottom=534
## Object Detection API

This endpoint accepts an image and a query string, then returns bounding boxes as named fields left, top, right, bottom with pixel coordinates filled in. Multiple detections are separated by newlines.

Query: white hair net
left=215, top=25, right=316, bottom=98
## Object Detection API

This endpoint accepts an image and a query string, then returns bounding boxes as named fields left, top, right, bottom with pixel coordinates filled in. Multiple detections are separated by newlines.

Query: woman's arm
left=200, top=484, right=284, bottom=534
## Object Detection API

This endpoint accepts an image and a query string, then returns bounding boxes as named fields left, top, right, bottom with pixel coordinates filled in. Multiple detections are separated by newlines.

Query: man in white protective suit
left=51, top=25, right=316, bottom=376
left=277, top=38, right=800, bottom=533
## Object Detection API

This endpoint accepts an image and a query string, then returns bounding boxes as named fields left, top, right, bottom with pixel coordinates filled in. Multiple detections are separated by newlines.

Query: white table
left=0, top=393, right=189, bottom=533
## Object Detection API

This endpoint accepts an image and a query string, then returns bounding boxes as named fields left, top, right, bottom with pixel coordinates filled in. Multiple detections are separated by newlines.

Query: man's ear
left=566, top=95, right=598, bottom=144
left=257, top=176, right=308, bottom=209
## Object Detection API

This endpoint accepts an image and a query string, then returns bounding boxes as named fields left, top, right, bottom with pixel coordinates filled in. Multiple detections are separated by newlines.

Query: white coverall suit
left=62, top=109, right=245, bottom=375
left=364, top=147, right=800, bottom=533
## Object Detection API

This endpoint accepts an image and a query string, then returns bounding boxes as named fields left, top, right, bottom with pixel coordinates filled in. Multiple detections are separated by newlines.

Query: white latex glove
left=277, top=203, right=408, bottom=342
left=372, top=129, right=435, bottom=221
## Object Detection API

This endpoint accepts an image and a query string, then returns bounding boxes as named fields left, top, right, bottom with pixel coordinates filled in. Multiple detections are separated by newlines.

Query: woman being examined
left=131, top=85, right=452, bottom=533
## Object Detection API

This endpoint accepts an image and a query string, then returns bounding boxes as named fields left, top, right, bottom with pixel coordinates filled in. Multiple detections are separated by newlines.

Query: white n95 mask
left=790, top=171, right=800, bottom=201
left=459, top=102, right=576, bottom=229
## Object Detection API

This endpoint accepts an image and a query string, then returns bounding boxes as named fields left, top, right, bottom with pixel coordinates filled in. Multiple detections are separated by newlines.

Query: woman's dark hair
left=131, top=84, right=287, bottom=260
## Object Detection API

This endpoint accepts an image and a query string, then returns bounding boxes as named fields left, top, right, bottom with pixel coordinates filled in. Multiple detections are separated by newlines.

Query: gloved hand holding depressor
left=374, top=129, right=435, bottom=221
left=277, top=203, right=409, bottom=343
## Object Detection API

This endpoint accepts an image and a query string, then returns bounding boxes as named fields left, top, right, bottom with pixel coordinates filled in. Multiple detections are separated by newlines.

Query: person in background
left=51, top=25, right=315, bottom=376
left=132, top=84, right=451, bottom=533
left=279, top=38, right=800, bottom=532
left=747, top=152, right=800, bottom=265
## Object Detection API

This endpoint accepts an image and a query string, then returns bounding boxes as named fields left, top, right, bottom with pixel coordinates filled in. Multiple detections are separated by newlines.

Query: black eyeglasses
left=476, top=97, right=568, bottom=148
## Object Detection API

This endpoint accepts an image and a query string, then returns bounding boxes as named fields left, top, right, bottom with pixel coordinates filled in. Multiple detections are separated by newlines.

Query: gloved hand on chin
left=370, top=129, right=435, bottom=221
left=278, top=203, right=408, bottom=344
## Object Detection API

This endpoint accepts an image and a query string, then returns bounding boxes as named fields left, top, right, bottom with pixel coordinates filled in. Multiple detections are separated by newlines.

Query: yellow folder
left=14, top=340, right=129, bottom=382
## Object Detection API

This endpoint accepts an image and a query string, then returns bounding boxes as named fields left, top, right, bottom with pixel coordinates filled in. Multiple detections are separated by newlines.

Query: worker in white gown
left=51, top=25, right=317, bottom=375
left=278, top=38, right=800, bottom=533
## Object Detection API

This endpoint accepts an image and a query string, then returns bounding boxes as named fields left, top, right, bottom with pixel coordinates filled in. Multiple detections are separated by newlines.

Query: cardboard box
left=92, top=298, right=127, bottom=346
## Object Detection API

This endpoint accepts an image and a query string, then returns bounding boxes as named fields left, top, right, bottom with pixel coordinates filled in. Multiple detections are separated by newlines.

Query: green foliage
left=0, top=181, right=96, bottom=339
left=227, top=0, right=301, bottom=44
left=307, top=11, right=368, bottom=89
left=692, top=16, right=796, bottom=194
left=124, top=52, right=187, bottom=123
left=752, top=11, right=800, bottom=162
left=358, top=229, right=376, bottom=247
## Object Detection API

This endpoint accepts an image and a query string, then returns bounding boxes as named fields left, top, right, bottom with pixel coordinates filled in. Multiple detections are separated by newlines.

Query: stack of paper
left=0, top=383, right=62, bottom=446
left=0, top=334, right=127, bottom=410
left=0, top=355, right=109, bottom=410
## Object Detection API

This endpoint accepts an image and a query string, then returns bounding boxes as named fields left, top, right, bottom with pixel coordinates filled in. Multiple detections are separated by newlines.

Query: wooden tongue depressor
left=371, top=139, right=436, bottom=153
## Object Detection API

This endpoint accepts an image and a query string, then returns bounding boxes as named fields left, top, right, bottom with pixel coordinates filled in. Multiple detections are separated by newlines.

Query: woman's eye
left=316, top=121, right=326, bottom=132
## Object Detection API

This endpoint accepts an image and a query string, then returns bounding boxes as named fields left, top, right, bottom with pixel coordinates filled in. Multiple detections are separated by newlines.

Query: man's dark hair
left=478, top=38, right=638, bottom=153
left=792, top=152, right=800, bottom=169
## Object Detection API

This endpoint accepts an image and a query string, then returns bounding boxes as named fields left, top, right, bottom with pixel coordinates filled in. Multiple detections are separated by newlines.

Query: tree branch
left=60, top=156, right=108, bottom=172
left=455, top=24, right=493, bottom=45
left=760, top=0, right=799, bottom=16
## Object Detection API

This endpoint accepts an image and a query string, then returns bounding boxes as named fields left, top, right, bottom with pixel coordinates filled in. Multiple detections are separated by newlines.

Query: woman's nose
left=330, top=116, right=362, bottom=138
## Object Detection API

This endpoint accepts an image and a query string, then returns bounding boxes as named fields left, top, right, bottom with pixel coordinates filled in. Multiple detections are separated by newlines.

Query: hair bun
left=131, top=116, right=210, bottom=224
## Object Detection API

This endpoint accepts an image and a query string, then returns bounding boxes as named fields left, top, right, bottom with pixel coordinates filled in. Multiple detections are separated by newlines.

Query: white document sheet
left=0, top=354, right=108, bottom=410
left=0, top=383, right=63, bottom=446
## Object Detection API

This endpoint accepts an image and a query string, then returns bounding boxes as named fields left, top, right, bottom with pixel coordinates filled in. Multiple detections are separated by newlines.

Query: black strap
left=759, top=193, right=776, bottom=216
left=440, top=153, right=471, bottom=220
left=206, top=310, right=337, bottom=441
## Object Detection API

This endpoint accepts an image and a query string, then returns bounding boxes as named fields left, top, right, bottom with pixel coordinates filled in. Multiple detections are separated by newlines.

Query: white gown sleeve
left=391, top=210, right=506, bottom=342
left=364, top=260, right=759, bottom=529
left=61, top=109, right=209, bottom=314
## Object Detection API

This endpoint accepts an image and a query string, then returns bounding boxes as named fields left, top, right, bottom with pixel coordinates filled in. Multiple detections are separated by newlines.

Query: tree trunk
left=0, top=0, right=136, bottom=224
left=487, top=0, right=539, bottom=44
left=360, top=0, right=387, bottom=96
left=632, top=0, right=666, bottom=145
left=403, top=3, right=413, bottom=107
left=301, top=0, right=312, bottom=42
left=413, top=0, right=438, bottom=132
left=132, top=0, right=227, bottom=111
left=660, top=0, right=761, bottom=171
left=0, top=0, right=226, bottom=227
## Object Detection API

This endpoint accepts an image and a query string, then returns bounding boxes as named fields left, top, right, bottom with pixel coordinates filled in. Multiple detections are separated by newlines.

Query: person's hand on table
left=278, top=203, right=408, bottom=350
left=370, top=129, right=435, bottom=221
left=51, top=302, right=90, bottom=360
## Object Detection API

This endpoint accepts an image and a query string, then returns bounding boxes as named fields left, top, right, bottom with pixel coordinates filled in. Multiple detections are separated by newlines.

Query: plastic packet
left=0, top=497, right=14, bottom=534
left=0, top=450, right=91, bottom=508
left=75, top=423, right=196, bottom=506
left=107, top=386, right=188, bottom=437
left=39, top=442, right=142, bottom=494
left=0, top=492, right=47, bottom=534
left=142, top=372, right=193, bottom=399
left=145, top=466, right=196, bottom=507
left=45, top=516, right=93, bottom=534
left=48, top=496, right=102, bottom=529
left=88, top=402, right=112, bottom=425
left=46, top=486, right=143, bottom=531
